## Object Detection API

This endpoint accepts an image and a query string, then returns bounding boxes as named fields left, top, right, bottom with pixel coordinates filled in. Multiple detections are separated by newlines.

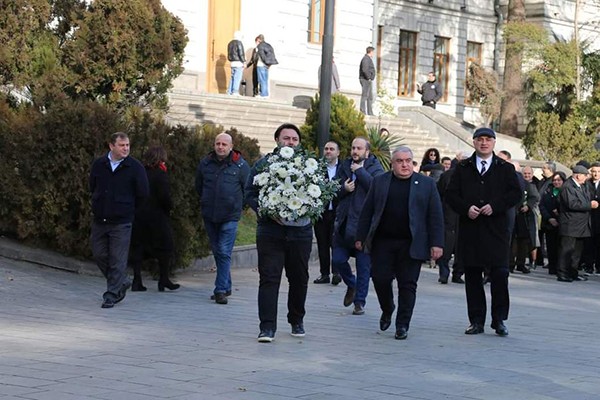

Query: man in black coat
left=355, top=146, right=444, bottom=340
left=556, top=165, right=598, bottom=282
left=589, top=162, right=600, bottom=274
left=89, top=132, right=149, bottom=309
left=446, top=127, right=521, bottom=336
left=359, top=46, right=376, bottom=116
left=417, top=72, right=443, bottom=109
left=332, top=137, right=384, bottom=316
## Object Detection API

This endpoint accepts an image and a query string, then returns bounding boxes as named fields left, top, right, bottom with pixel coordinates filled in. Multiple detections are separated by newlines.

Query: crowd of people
left=88, top=125, right=599, bottom=342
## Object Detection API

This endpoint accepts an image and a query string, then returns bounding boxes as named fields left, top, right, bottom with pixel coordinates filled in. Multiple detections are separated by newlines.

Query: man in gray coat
left=556, top=165, right=598, bottom=282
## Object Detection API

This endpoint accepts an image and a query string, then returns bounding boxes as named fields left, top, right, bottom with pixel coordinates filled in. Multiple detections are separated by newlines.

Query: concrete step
left=166, top=92, right=459, bottom=159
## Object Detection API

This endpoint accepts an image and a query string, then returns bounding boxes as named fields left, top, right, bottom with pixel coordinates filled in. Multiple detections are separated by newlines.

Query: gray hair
left=391, top=146, right=413, bottom=159
left=545, top=161, right=557, bottom=173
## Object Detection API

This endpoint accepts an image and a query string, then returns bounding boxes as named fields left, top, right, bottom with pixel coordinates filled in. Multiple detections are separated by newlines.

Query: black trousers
left=256, top=236, right=312, bottom=332
left=464, top=265, right=509, bottom=325
left=371, top=238, right=422, bottom=330
left=314, top=210, right=336, bottom=276
left=545, top=229, right=560, bottom=274
left=557, top=235, right=584, bottom=279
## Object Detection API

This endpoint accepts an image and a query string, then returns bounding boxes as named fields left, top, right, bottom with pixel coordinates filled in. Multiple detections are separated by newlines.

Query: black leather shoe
left=331, top=273, right=342, bottom=286
left=516, top=265, right=531, bottom=274
left=465, top=323, right=484, bottom=335
left=257, top=329, right=275, bottom=343
left=101, top=298, right=115, bottom=309
left=343, top=287, right=356, bottom=307
left=313, top=275, right=330, bottom=284
left=557, top=275, right=573, bottom=282
left=210, top=290, right=232, bottom=300
left=115, top=281, right=131, bottom=304
left=573, top=275, right=588, bottom=281
left=380, top=312, right=392, bottom=331
left=395, top=327, right=408, bottom=340
left=438, top=277, right=448, bottom=284
left=213, top=292, right=228, bottom=304
left=451, top=276, right=465, bottom=284
left=491, top=320, right=509, bottom=336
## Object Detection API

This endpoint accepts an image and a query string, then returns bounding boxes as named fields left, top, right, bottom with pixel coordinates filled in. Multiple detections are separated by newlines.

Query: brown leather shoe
left=343, top=287, right=356, bottom=307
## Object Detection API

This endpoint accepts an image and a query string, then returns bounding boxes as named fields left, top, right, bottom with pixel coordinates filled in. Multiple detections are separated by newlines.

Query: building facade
left=162, top=0, right=600, bottom=127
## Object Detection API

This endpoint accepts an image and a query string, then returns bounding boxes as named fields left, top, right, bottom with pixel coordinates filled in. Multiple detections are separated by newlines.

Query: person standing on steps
left=359, top=46, right=376, bottom=116
left=226, top=31, right=246, bottom=96
left=196, top=133, right=250, bottom=304
left=417, top=72, right=443, bottom=109
left=89, top=132, right=149, bottom=308
left=128, top=146, right=180, bottom=293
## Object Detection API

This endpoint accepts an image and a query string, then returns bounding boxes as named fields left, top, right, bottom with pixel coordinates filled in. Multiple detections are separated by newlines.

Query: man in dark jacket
left=246, top=34, right=278, bottom=98
left=227, top=31, right=245, bottom=95
left=245, top=123, right=312, bottom=343
left=446, top=127, right=521, bottom=336
left=89, top=132, right=149, bottom=309
left=359, top=46, right=376, bottom=115
left=417, top=72, right=443, bottom=109
left=355, top=146, right=443, bottom=340
left=332, top=137, right=384, bottom=316
left=556, top=165, right=598, bottom=282
left=196, top=133, right=250, bottom=304
left=589, top=162, right=600, bottom=274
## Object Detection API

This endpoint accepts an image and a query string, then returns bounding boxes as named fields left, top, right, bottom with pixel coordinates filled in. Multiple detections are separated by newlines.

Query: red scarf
left=158, top=161, right=167, bottom=172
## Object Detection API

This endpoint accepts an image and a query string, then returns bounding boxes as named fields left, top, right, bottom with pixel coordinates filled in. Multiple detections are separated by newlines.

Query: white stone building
left=161, top=0, right=600, bottom=127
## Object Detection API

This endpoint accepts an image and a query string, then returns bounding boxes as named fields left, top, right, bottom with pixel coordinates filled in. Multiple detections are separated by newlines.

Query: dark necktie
left=480, top=160, right=487, bottom=175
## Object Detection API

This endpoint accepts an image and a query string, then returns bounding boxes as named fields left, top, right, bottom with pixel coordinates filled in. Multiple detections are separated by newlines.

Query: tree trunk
left=499, top=0, right=526, bottom=137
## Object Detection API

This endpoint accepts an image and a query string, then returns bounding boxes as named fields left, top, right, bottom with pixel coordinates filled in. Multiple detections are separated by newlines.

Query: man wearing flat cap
left=446, top=127, right=521, bottom=337
left=556, top=165, right=598, bottom=282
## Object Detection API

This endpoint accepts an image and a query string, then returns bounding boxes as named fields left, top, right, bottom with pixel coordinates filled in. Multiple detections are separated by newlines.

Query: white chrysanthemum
left=288, top=197, right=303, bottom=210
left=307, top=184, right=322, bottom=198
left=280, top=146, right=294, bottom=159
left=294, top=157, right=302, bottom=167
left=254, top=172, right=270, bottom=186
left=276, top=167, right=288, bottom=178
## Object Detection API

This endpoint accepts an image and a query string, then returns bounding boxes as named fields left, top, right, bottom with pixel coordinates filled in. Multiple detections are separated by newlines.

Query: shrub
left=0, top=98, right=261, bottom=268
left=300, top=92, right=366, bottom=158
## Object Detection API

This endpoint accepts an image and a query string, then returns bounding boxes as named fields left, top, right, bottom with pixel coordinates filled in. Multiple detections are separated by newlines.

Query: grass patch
left=235, top=208, right=257, bottom=246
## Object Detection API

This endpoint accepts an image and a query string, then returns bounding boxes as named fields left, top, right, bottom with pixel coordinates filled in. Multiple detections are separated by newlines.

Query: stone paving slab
left=2, top=256, right=600, bottom=399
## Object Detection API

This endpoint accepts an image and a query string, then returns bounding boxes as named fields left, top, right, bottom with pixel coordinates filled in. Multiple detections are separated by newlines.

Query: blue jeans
left=203, top=220, right=238, bottom=294
left=227, top=67, right=244, bottom=95
left=332, top=245, right=371, bottom=306
left=257, top=66, right=269, bottom=96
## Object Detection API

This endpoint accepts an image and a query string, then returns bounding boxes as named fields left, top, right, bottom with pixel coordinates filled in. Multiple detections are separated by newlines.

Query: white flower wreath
left=253, top=145, right=340, bottom=224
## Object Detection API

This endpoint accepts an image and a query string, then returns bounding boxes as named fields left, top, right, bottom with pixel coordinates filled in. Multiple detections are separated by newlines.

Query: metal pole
left=317, top=0, right=335, bottom=154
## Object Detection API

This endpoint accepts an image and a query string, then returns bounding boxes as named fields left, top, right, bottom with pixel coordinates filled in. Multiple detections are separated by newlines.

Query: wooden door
left=207, top=0, right=240, bottom=93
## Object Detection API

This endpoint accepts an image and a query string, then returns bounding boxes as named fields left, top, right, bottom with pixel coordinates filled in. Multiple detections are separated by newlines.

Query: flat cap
left=572, top=165, right=589, bottom=175
left=473, top=127, right=496, bottom=139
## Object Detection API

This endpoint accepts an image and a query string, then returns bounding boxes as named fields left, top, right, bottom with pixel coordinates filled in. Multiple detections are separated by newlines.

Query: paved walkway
left=1, top=256, right=600, bottom=400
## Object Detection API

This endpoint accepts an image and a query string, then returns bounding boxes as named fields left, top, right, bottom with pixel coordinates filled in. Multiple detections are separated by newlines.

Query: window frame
left=308, top=0, right=326, bottom=44
left=433, top=36, right=450, bottom=102
left=397, top=30, right=418, bottom=97
left=464, top=41, right=483, bottom=105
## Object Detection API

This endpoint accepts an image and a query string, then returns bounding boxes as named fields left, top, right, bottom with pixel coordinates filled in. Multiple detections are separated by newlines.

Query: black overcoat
left=445, top=154, right=521, bottom=267
left=131, top=167, right=174, bottom=256
left=558, top=178, right=593, bottom=238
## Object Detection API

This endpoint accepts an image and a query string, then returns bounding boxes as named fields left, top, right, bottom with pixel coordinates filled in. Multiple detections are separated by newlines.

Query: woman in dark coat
left=419, top=147, right=440, bottom=173
left=539, top=171, right=567, bottom=275
left=129, top=146, right=180, bottom=292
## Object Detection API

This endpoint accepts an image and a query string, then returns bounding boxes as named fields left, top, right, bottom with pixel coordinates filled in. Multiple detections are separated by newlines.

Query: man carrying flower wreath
left=245, top=123, right=338, bottom=342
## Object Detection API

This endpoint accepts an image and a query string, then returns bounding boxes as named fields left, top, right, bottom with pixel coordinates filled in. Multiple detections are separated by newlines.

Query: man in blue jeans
left=332, top=137, right=384, bottom=315
left=226, top=31, right=245, bottom=95
left=196, top=133, right=250, bottom=304
left=246, top=34, right=278, bottom=98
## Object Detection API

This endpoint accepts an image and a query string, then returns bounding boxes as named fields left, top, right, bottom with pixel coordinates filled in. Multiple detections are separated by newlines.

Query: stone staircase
left=166, top=91, right=459, bottom=159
